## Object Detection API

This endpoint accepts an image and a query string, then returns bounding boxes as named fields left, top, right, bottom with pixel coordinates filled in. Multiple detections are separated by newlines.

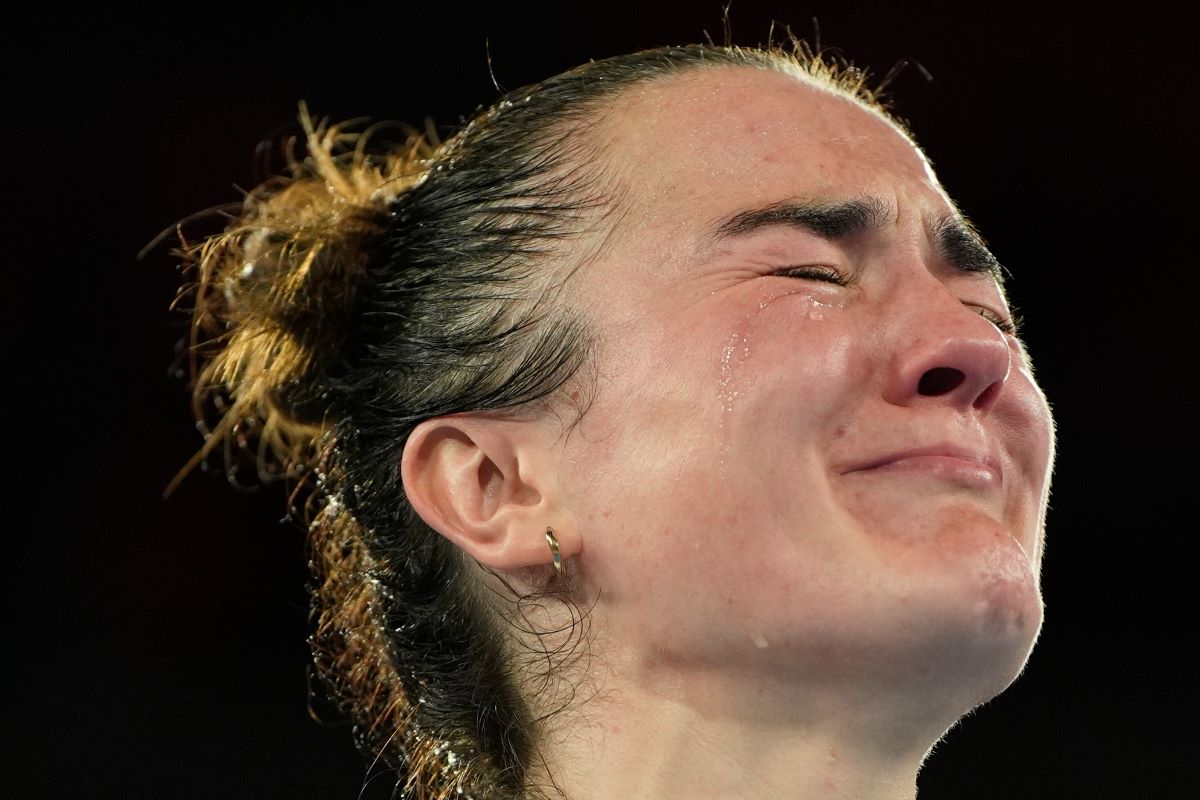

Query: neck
left=522, top=648, right=959, bottom=800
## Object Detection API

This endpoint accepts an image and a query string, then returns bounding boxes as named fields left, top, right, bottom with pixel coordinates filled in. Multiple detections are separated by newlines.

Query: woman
left=174, top=43, right=1055, bottom=800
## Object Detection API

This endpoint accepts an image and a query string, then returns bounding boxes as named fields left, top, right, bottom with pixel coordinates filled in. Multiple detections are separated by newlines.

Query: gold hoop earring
left=545, top=527, right=563, bottom=578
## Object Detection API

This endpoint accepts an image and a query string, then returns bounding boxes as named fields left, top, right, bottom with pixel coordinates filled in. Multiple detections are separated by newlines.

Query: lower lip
left=849, top=456, right=1001, bottom=489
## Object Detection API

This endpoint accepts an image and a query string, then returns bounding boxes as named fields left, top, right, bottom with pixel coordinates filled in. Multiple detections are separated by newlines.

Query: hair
left=170, top=42, right=897, bottom=800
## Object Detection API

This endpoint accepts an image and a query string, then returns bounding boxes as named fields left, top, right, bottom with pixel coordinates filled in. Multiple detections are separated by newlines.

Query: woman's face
left=555, top=68, right=1055, bottom=702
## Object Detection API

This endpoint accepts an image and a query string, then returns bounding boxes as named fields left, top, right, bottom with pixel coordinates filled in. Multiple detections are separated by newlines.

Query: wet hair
left=172, top=42, right=896, bottom=800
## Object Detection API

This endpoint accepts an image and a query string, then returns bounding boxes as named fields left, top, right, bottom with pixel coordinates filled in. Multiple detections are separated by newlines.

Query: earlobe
left=400, top=415, right=579, bottom=573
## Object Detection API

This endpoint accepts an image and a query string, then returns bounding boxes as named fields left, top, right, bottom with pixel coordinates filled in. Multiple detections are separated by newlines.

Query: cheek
left=669, top=296, right=868, bottom=578
left=559, top=290, right=869, bottom=603
left=993, top=366, right=1057, bottom=557
left=556, top=317, right=728, bottom=554
left=723, top=293, right=868, bottom=467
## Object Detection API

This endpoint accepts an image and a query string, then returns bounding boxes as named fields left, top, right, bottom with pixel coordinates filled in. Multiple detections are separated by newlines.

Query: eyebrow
left=714, top=197, right=892, bottom=241
left=710, top=196, right=1006, bottom=282
left=930, top=216, right=1006, bottom=281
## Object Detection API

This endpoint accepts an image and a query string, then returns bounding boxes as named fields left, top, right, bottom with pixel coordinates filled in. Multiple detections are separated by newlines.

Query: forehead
left=595, top=67, right=951, bottom=234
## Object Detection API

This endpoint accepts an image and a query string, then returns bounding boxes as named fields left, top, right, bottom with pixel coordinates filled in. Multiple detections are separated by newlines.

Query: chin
left=974, top=568, right=1044, bottom=687
left=923, top=563, right=1045, bottom=713
left=911, top=511, right=1046, bottom=695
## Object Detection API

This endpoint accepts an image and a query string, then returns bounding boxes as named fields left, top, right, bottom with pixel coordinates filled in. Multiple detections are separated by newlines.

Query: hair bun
left=171, top=110, right=430, bottom=491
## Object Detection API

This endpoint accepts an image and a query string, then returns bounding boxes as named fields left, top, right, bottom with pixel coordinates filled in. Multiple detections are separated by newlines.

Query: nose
left=883, top=293, right=1013, bottom=415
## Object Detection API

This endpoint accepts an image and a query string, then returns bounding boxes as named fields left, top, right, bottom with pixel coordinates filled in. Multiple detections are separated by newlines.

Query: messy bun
left=172, top=110, right=426, bottom=489
left=171, top=43, right=889, bottom=800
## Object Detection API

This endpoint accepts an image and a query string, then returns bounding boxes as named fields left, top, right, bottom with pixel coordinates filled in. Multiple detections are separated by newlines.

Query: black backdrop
left=11, top=2, right=1194, bottom=797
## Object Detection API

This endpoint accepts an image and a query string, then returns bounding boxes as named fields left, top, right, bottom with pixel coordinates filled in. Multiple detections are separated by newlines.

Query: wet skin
left=553, top=67, right=1056, bottom=716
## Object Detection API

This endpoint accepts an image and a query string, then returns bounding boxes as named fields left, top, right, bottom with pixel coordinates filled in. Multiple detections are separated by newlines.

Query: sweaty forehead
left=594, top=67, right=946, bottom=223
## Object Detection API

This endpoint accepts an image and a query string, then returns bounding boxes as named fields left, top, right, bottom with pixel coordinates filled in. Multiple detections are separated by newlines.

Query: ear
left=400, top=414, right=580, bottom=572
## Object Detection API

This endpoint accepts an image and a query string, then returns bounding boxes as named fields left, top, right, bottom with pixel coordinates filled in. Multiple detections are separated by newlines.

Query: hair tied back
left=169, top=104, right=433, bottom=494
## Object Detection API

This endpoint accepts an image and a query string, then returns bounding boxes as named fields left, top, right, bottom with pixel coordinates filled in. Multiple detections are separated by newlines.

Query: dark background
left=11, top=2, right=1194, bottom=797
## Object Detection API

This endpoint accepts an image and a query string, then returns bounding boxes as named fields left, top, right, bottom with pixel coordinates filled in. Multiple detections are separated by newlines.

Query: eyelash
left=774, top=265, right=1022, bottom=337
left=976, top=307, right=1022, bottom=337
left=774, top=265, right=850, bottom=286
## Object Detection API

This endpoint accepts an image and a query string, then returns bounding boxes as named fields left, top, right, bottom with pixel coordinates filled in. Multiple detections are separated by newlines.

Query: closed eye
left=970, top=304, right=1022, bottom=337
left=776, top=266, right=1021, bottom=337
left=774, top=265, right=850, bottom=287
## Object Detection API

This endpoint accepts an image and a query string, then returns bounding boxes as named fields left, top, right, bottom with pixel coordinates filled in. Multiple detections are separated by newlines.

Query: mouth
left=842, top=444, right=1002, bottom=489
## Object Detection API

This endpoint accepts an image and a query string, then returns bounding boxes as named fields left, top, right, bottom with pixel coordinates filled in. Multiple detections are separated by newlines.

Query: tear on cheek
left=755, top=287, right=847, bottom=319
left=799, top=294, right=834, bottom=321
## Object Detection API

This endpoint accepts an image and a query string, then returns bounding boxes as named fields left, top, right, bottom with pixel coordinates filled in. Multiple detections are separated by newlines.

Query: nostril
left=974, top=381, right=1000, bottom=410
left=918, top=367, right=965, bottom=396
